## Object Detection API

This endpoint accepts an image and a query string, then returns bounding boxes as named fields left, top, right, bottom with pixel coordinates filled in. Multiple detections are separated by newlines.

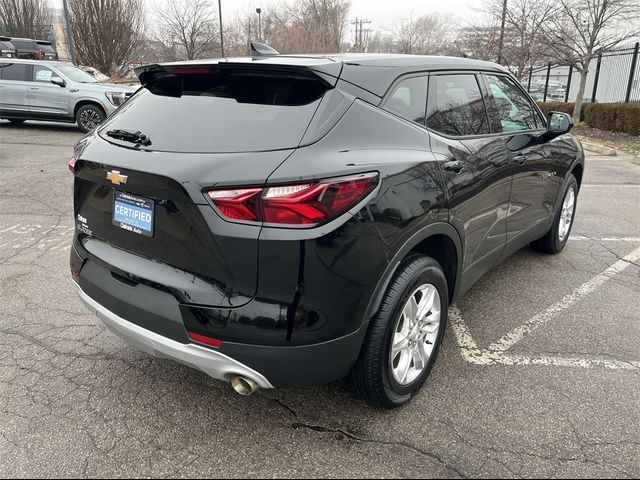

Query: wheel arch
left=570, top=162, right=584, bottom=190
left=363, top=222, right=463, bottom=327
left=73, top=100, right=106, bottom=118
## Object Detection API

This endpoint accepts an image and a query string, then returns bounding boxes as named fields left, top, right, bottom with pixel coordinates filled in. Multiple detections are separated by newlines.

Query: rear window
left=10, top=39, right=36, bottom=50
left=37, top=43, right=56, bottom=53
left=100, top=68, right=328, bottom=153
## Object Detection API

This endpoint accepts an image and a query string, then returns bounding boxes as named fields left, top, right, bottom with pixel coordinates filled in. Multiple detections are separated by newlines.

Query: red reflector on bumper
left=188, top=332, right=223, bottom=348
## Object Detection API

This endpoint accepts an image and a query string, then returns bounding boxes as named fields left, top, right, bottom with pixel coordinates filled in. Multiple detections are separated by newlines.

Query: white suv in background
left=0, top=58, right=136, bottom=132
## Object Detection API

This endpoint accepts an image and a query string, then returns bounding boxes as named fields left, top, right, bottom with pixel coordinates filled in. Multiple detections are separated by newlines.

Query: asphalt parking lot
left=0, top=121, right=638, bottom=478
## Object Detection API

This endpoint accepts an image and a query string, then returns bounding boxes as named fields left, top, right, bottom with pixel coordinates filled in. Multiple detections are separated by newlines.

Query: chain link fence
left=522, top=42, right=640, bottom=104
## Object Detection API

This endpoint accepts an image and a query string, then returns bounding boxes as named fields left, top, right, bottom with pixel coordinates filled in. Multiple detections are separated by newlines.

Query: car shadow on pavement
left=0, top=120, right=82, bottom=133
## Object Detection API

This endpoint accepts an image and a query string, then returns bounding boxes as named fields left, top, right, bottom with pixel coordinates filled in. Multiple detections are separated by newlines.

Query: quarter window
left=426, top=74, right=490, bottom=136
left=383, top=76, right=428, bottom=126
left=484, top=74, right=539, bottom=132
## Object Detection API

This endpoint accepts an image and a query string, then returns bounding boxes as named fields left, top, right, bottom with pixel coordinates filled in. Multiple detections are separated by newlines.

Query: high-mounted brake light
left=166, top=67, right=214, bottom=75
left=206, top=173, right=378, bottom=226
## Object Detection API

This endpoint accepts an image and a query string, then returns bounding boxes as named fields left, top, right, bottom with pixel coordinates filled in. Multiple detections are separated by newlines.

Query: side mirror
left=51, top=76, right=66, bottom=87
left=547, top=111, right=572, bottom=135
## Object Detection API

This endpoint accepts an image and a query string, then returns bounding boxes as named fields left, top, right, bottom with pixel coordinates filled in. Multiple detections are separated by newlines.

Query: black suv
left=9, top=37, right=46, bottom=59
left=70, top=53, right=583, bottom=408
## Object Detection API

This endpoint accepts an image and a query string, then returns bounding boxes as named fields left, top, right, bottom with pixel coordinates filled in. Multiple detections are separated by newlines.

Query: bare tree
left=69, top=0, right=144, bottom=76
left=454, top=26, right=501, bottom=60
left=258, top=0, right=350, bottom=53
left=542, top=0, right=640, bottom=121
left=482, top=0, right=556, bottom=76
left=390, top=14, right=457, bottom=55
left=155, top=0, right=220, bottom=60
left=0, top=0, right=51, bottom=39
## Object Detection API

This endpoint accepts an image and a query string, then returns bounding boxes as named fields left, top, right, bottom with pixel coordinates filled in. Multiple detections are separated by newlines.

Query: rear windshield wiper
left=106, top=129, right=151, bottom=147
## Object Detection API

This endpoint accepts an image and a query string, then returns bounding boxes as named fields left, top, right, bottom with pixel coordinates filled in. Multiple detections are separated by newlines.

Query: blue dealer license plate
left=112, top=191, right=154, bottom=237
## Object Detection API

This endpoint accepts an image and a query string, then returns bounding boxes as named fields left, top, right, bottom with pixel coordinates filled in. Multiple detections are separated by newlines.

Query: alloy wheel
left=389, top=283, right=441, bottom=385
left=79, top=108, right=102, bottom=131
left=558, top=186, right=575, bottom=243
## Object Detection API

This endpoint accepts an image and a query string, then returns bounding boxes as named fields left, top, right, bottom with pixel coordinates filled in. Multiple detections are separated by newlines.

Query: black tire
left=530, top=174, right=579, bottom=254
left=8, top=119, right=25, bottom=124
left=347, top=254, right=449, bottom=409
left=76, top=104, right=106, bottom=133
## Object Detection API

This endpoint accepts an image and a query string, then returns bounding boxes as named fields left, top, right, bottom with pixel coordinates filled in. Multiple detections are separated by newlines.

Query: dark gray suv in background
left=70, top=53, right=583, bottom=408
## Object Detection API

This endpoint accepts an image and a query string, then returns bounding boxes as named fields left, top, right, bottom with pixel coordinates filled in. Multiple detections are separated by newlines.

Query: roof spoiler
left=135, top=61, right=342, bottom=90
left=250, top=42, right=279, bottom=57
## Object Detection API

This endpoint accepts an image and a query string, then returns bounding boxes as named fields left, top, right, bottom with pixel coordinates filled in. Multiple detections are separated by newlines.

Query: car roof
left=145, top=53, right=510, bottom=98
left=0, top=57, right=69, bottom=66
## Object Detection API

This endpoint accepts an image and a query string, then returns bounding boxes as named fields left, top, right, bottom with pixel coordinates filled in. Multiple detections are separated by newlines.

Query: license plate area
left=112, top=191, right=154, bottom=237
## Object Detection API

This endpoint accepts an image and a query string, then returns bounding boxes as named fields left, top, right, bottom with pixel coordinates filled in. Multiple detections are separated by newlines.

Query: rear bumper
left=76, top=284, right=274, bottom=389
left=75, top=278, right=366, bottom=387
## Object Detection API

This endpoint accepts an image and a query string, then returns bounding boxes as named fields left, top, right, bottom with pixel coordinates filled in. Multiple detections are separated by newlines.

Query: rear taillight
left=206, top=172, right=378, bottom=226
left=68, top=156, right=76, bottom=173
left=187, top=332, right=223, bottom=348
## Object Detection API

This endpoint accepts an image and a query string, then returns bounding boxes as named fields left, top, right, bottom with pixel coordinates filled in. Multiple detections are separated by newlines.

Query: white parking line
left=571, top=236, right=640, bottom=242
left=488, top=245, right=640, bottom=352
left=449, top=244, right=640, bottom=372
left=581, top=184, right=640, bottom=188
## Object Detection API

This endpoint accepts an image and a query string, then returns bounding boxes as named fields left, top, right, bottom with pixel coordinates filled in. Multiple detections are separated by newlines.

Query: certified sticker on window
left=112, top=191, right=154, bottom=237
left=35, top=68, right=53, bottom=82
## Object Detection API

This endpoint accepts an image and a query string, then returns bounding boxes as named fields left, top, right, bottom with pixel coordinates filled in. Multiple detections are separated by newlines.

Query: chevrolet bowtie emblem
left=106, top=170, right=128, bottom=185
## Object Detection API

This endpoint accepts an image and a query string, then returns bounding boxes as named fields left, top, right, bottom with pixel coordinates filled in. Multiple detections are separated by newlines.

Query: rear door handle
left=29, top=86, right=39, bottom=91
left=443, top=160, right=464, bottom=174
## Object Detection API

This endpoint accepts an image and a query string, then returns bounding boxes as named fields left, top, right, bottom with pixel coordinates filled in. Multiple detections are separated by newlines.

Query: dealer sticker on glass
left=112, top=191, right=154, bottom=237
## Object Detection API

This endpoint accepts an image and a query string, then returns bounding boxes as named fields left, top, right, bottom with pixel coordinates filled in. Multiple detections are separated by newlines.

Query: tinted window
left=10, top=39, right=36, bottom=50
left=426, top=74, right=489, bottom=136
left=100, top=69, right=328, bottom=153
left=484, top=74, right=539, bottom=132
left=383, top=76, right=427, bottom=125
left=33, top=65, right=54, bottom=82
left=0, top=63, right=30, bottom=81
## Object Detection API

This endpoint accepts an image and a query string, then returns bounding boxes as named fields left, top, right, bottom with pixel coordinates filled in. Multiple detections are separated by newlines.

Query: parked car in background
left=69, top=50, right=584, bottom=408
left=0, top=58, right=136, bottom=132
left=0, top=37, right=17, bottom=58
left=35, top=40, right=58, bottom=60
left=9, top=38, right=42, bottom=59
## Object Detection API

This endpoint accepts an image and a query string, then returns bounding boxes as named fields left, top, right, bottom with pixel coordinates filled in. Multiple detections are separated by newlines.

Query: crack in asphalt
left=291, top=421, right=469, bottom=478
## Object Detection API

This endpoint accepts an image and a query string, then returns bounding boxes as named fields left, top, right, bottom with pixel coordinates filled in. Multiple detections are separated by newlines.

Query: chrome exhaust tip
left=230, top=375, right=260, bottom=396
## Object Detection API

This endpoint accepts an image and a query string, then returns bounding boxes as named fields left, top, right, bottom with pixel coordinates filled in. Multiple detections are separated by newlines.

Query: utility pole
left=497, top=0, right=507, bottom=64
left=218, top=0, right=225, bottom=57
left=256, top=8, right=262, bottom=42
left=62, top=0, right=75, bottom=64
left=351, top=18, right=371, bottom=53
left=351, top=18, right=359, bottom=52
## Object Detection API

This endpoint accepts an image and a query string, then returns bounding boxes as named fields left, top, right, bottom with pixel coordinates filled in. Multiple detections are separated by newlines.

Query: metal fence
left=522, top=42, right=640, bottom=104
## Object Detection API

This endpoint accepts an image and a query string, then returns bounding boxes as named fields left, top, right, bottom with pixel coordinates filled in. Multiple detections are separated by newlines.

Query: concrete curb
left=631, top=156, right=640, bottom=166
left=581, top=141, right=618, bottom=156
